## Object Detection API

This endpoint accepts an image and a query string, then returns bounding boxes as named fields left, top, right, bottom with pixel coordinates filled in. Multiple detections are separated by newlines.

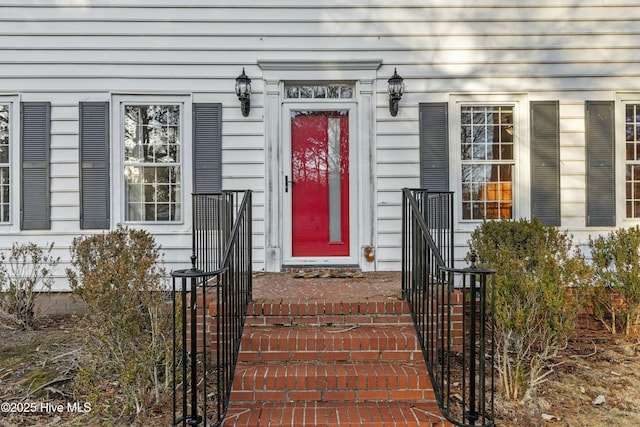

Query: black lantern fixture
left=235, top=68, right=251, bottom=117
left=387, top=68, right=404, bottom=117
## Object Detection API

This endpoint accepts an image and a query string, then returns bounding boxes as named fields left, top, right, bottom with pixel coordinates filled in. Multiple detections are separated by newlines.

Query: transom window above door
left=285, top=82, right=354, bottom=100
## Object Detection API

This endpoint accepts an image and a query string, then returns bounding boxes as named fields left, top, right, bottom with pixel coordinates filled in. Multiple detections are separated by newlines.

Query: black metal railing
left=402, top=188, right=495, bottom=427
left=171, top=190, right=252, bottom=427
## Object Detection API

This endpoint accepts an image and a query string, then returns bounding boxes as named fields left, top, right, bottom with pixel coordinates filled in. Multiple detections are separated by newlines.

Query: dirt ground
left=0, top=313, right=639, bottom=426
left=0, top=314, right=172, bottom=427
left=494, top=314, right=640, bottom=427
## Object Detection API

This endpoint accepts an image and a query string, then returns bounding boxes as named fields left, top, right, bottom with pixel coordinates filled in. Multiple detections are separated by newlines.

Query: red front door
left=291, top=111, right=349, bottom=257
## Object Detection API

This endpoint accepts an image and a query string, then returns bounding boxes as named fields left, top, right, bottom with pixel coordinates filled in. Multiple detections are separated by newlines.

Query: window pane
left=462, top=202, right=471, bottom=219
left=630, top=124, right=637, bottom=142
left=0, top=105, right=9, bottom=223
left=327, top=117, right=342, bottom=242
left=123, top=105, right=181, bottom=222
left=0, top=167, right=8, bottom=222
left=501, top=144, right=513, bottom=160
left=327, top=85, right=340, bottom=98
left=0, top=105, right=8, bottom=164
left=460, top=106, right=515, bottom=221
left=285, top=83, right=355, bottom=99
left=300, top=86, right=313, bottom=98
left=473, top=110, right=486, bottom=125
left=461, top=183, right=472, bottom=201
left=0, top=105, right=8, bottom=165
left=472, top=202, right=484, bottom=220
left=626, top=105, right=634, bottom=122
left=340, top=86, right=353, bottom=98
left=286, top=85, right=299, bottom=98
left=626, top=102, right=640, bottom=220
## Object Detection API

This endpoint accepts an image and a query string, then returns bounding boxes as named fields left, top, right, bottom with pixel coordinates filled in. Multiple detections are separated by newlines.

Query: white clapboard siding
left=2, top=1, right=640, bottom=284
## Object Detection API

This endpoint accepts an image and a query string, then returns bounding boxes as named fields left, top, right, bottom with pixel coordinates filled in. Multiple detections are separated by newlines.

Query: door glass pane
left=328, top=117, right=341, bottom=242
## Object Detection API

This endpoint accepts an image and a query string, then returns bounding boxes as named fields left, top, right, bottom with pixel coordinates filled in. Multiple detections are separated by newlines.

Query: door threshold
left=282, top=264, right=361, bottom=272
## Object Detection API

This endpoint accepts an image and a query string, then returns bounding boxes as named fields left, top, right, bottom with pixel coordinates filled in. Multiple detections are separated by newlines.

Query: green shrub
left=589, top=226, right=640, bottom=335
left=469, top=218, right=591, bottom=401
left=66, top=225, right=173, bottom=422
left=0, top=242, right=59, bottom=330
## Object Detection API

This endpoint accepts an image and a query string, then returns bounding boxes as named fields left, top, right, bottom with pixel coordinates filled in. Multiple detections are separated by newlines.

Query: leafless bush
left=0, top=242, right=59, bottom=330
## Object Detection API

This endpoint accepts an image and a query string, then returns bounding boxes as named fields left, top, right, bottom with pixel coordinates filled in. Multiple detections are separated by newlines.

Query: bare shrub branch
left=0, top=242, right=59, bottom=330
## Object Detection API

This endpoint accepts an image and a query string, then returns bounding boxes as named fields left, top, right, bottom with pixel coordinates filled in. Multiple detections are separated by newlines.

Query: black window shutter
left=193, top=103, right=222, bottom=193
left=585, top=101, right=616, bottom=227
left=530, top=101, right=561, bottom=226
left=21, top=102, right=51, bottom=230
left=419, top=103, right=449, bottom=190
left=79, top=102, right=110, bottom=229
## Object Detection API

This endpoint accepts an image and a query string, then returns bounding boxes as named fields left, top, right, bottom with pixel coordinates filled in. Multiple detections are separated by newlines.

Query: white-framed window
left=0, top=103, right=9, bottom=223
left=0, top=97, right=18, bottom=227
left=450, top=95, right=529, bottom=224
left=625, top=103, right=640, bottom=219
left=460, top=105, right=514, bottom=220
left=123, top=104, right=182, bottom=222
left=284, top=82, right=355, bottom=99
left=112, top=96, right=191, bottom=227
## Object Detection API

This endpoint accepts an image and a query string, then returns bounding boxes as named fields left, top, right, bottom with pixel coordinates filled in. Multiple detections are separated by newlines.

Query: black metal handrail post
left=402, top=188, right=495, bottom=427
left=171, top=259, right=207, bottom=427
left=172, top=190, right=252, bottom=427
left=442, top=254, right=495, bottom=427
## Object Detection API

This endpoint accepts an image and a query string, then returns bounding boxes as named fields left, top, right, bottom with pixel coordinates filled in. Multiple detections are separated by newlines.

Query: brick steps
left=231, top=361, right=435, bottom=402
left=223, top=402, right=449, bottom=427
left=238, top=325, right=422, bottom=362
left=244, top=299, right=412, bottom=326
left=222, top=298, right=450, bottom=426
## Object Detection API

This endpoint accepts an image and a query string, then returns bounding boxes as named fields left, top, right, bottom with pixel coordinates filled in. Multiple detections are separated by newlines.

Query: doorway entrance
left=290, top=110, right=349, bottom=256
left=284, top=105, right=357, bottom=265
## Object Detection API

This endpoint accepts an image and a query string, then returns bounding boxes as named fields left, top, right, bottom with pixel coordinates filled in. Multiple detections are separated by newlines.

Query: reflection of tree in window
left=291, top=111, right=349, bottom=185
left=124, top=105, right=181, bottom=222
left=461, top=106, right=514, bottom=220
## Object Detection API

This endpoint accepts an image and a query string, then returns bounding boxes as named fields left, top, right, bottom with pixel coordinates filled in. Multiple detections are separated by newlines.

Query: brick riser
left=222, top=299, right=452, bottom=427
left=223, top=402, right=449, bottom=427
left=232, top=361, right=436, bottom=402
left=238, top=325, right=423, bottom=362
left=244, top=299, right=413, bottom=326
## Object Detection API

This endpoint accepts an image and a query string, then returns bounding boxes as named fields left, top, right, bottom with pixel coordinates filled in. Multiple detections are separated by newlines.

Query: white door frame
left=259, top=59, right=381, bottom=271
left=282, top=102, right=358, bottom=266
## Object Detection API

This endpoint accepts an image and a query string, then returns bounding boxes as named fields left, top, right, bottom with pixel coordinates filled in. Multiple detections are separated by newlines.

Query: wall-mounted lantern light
left=388, top=68, right=404, bottom=117
left=235, top=68, right=251, bottom=117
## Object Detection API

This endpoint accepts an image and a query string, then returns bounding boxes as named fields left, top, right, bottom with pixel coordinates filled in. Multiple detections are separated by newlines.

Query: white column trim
left=264, top=79, right=282, bottom=271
